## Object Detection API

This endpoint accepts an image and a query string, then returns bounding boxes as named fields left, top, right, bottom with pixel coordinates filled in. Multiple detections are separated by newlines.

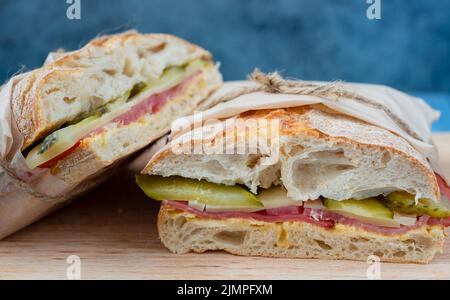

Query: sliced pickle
left=323, top=198, right=399, bottom=227
left=383, top=191, right=450, bottom=218
left=136, top=175, right=263, bottom=211
left=139, top=58, right=206, bottom=95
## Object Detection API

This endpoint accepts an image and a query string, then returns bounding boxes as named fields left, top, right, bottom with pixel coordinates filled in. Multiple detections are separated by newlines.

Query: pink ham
left=40, top=71, right=201, bottom=169
left=165, top=200, right=335, bottom=228
left=164, top=197, right=450, bottom=235
left=111, top=70, right=200, bottom=126
left=428, top=217, right=450, bottom=227
left=264, top=205, right=302, bottom=216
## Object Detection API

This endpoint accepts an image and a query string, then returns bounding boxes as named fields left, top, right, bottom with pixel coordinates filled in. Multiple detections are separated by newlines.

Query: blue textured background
left=0, top=0, right=448, bottom=130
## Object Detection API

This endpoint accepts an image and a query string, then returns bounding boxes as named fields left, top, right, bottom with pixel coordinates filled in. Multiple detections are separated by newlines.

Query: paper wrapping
left=0, top=53, right=120, bottom=239
left=158, top=80, right=446, bottom=183
left=0, top=48, right=214, bottom=239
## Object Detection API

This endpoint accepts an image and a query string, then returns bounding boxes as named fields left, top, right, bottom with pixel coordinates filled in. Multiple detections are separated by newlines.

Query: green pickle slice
left=383, top=191, right=450, bottom=218
left=323, top=198, right=398, bottom=227
left=136, top=175, right=263, bottom=211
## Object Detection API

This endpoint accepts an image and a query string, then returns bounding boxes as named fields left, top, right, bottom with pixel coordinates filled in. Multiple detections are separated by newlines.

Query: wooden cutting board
left=0, top=133, right=449, bottom=280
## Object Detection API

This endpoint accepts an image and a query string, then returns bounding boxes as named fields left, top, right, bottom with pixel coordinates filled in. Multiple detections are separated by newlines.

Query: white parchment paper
left=0, top=53, right=112, bottom=239
left=164, top=81, right=445, bottom=182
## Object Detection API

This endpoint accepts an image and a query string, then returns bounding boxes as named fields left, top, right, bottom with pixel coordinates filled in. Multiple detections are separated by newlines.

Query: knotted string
left=205, top=68, right=422, bottom=141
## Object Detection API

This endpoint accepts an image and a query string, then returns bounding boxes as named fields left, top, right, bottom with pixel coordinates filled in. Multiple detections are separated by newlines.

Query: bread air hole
left=374, top=250, right=384, bottom=258
left=46, top=87, right=60, bottom=95
left=287, top=145, right=305, bottom=156
left=393, top=251, right=406, bottom=258
left=63, top=96, right=77, bottom=104
left=123, top=58, right=135, bottom=77
left=148, top=42, right=167, bottom=53
left=291, top=149, right=356, bottom=193
left=90, top=74, right=104, bottom=82
left=174, top=216, right=187, bottom=228
left=213, top=231, right=246, bottom=246
left=103, top=69, right=117, bottom=76
left=200, top=160, right=229, bottom=176
left=314, top=239, right=333, bottom=250
left=246, top=155, right=261, bottom=168
left=349, top=243, right=358, bottom=251
left=351, top=237, right=369, bottom=243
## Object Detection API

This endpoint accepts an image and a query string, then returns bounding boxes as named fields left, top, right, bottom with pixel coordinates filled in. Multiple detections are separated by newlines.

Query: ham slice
left=110, top=70, right=200, bottom=127
left=38, top=72, right=200, bottom=169
left=163, top=172, right=450, bottom=233
left=165, top=201, right=335, bottom=228
left=427, top=215, right=450, bottom=227
left=165, top=198, right=450, bottom=235
left=264, top=205, right=302, bottom=216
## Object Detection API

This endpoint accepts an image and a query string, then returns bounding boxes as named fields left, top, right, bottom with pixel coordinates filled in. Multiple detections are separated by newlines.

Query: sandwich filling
left=24, top=59, right=211, bottom=169
left=136, top=174, right=450, bottom=234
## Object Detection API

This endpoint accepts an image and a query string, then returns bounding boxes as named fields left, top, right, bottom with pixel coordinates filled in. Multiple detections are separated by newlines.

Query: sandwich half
left=137, top=106, right=450, bottom=263
left=15, top=31, right=222, bottom=183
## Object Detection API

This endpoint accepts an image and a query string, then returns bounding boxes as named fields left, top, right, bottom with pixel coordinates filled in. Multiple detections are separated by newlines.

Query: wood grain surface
left=0, top=133, right=449, bottom=280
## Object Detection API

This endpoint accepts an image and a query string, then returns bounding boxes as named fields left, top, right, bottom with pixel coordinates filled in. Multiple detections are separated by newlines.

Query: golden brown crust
left=53, top=33, right=210, bottom=68
left=12, top=32, right=211, bottom=149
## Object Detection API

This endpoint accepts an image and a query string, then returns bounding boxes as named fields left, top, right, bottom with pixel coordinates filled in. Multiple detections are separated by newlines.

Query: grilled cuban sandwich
left=136, top=82, right=450, bottom=263
left=15, top=31, right=222, bottom=182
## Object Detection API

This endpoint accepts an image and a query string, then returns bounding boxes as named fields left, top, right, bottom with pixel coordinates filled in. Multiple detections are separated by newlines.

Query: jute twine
left=207, top=68, right=422, bottom=141
left=0, top=159, right=50, bottom=199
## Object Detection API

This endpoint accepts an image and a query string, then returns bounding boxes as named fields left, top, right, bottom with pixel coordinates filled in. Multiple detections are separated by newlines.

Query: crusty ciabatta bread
left=53, top=64, right=221, bottom=183
left=12, top=31, right=214, bottom=149
left=144, top=106, right=439, bottom=203
left=158, top=204, right=445, bottom=263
